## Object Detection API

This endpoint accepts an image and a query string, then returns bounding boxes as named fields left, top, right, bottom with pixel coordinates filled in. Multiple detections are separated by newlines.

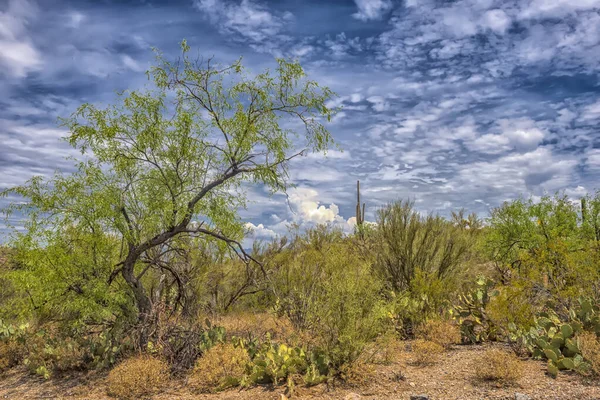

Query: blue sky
left=1, top=0, right=600, bottom=240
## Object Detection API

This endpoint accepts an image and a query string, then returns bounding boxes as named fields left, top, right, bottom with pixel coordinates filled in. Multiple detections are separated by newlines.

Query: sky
left=1, top=0, right=600, bottom=241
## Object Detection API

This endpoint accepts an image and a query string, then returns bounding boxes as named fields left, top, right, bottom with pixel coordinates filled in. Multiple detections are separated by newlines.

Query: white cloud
left=121, top=54, right=144, bottom=72
left=352, top=0, right=392, bottom=21
left=519, top=0, right=600, bottom=20
left=454, top=147, right=577, bottom=194
left=468, top=118, right=545, bottom=154
left=586, top=149, right=600, bottom=173
left=580, top=100, right=600, bottom=122
left=193, top=0, right=292, bottom=52
left=67, top=11, right=85, bottom=28
left=288, top=187, right=342, bottom=224
left=481, top=9, right=511, bottom=34
left=245, top=222, right=277, bottom=239
left=0, top=0, right=41, bottom=78
left=366, top=95, right=390, bottom=112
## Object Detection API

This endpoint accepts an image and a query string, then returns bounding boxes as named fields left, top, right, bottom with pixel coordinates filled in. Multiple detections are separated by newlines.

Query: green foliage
left=375, top=200, right=478, bottom=292
left=269, top=225, right=388, bottom=368
left=486, top=193, right=600, bottom=300
left=0, top=41, right=336, bottom=343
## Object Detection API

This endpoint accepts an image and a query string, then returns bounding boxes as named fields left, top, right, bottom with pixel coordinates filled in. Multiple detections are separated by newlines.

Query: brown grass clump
left=189, top=343, right=249, bottom=393
left=339, top=361, right=376, bottom=386
left=579, top=332, right=600, bottom=376
left=217, top=313, right=298, bottom=343
left=0, top=340, right=23, bottom=370
left=410, top=339, right=444, bottom=366
left=474, top=349, right=523, bottom=385
left=106, top=355, right=169, bottom=399
left=415, top=319, right=461, bottom=349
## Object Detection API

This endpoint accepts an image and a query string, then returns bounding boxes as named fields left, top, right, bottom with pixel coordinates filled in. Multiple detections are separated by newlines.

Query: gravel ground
left=1, top=342, right=599, bottom=399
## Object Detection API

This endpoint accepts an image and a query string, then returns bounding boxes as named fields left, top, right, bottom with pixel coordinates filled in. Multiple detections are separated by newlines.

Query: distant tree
left=1, top=41, right=335, bottom=343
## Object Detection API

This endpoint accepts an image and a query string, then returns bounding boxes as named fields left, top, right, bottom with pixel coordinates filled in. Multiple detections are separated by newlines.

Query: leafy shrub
left=390, top=270, right=454, bottom=338
left=106, top=355, right=169, bottom=400
left=474, top=349, right=523, bottom=385
left=271, top=227, right=389, bottom=369
left=487, top=283, right=539, bottom=335
left=21, top=332, right=88, bottom=379
left=189, top=343, right=249, bottom=392
left=410, top=340, right=444, bottom=366
left=486, top=194, right=600, bottom=302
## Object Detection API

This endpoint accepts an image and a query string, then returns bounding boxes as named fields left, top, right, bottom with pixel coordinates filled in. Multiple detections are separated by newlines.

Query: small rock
left=409, top=382, right=416, bottom=387
left=344, top=393, right=361, bottom=400
left=410, top=395, right=430, bottom=400
left=515, top=394, right=531, bottom=400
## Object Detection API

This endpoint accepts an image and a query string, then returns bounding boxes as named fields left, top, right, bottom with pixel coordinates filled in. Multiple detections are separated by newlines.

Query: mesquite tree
left=2, top=41, right=335, bottom=341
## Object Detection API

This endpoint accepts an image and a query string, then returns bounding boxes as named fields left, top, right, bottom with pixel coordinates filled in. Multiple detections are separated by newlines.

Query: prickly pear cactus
left=513, top=298, right=599, bottom=378
left=451, top=277, right=498, bottom=343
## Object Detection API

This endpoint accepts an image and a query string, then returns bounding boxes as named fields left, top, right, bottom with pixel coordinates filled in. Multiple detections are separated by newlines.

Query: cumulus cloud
left=288, top=187, right=343, bottom=225
left=244, top=222, right=277, bottom=239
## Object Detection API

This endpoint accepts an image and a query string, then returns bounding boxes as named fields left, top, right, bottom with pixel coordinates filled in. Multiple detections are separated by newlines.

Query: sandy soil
left=1, top=342, right=599, bottom=400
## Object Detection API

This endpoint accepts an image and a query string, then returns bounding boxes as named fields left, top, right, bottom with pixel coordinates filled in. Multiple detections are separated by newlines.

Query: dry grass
left=0, top=340, right=23, bottom=371
left=363, top=333, right=404, bottom=365
left=216, top=313, right=298, bottom=342
left=339, top=361, right=376, bottom=386
left=579, top=332, right=600, bottom=376
left=473, top=348, right=523, bottom=385
left=106, top=355, right=169, bottom=400
left=415, top=319, right=461, bottom=349
left=410, top=340, right=445, bottom=366
left=188, top=343, right=249, bottom=393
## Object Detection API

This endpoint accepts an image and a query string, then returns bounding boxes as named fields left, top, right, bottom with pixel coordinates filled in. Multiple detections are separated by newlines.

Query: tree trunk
left=121, top=253, right=153, bottom=348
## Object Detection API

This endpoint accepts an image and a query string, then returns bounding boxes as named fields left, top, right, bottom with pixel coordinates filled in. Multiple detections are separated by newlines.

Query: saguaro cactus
left=356, top=180, right=365, bottom=228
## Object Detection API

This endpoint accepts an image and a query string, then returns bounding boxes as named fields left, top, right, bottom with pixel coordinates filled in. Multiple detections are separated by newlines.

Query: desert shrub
left=410, top=340, right=444, bottom=366
left=415, top=319, right=461, bottom=349
left=374, top=200, right=477, bottom=292
left=106, top=355, right=169, bottom=400
left=189, top=343, right=249, bottom=392
left=389, top=270, right=456, bottom=338
left=11, top=325, right=89, bottom=379
left=487, top=283, right=539, bottom=335
left=486, top=193, right=600, bottom=303
left=579, top=332, right=600, bottom=376
left=270, top=226, right=389, bottom=369
left=474, top=349, right=523, bottom=384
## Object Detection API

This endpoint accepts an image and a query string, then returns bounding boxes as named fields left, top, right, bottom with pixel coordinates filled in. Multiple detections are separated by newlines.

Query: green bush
left=270, top=226, right=389, bottom=369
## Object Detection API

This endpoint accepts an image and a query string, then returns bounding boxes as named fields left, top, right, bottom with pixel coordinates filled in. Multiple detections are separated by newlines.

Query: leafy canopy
left=1, top=41, right=336, bottom=325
